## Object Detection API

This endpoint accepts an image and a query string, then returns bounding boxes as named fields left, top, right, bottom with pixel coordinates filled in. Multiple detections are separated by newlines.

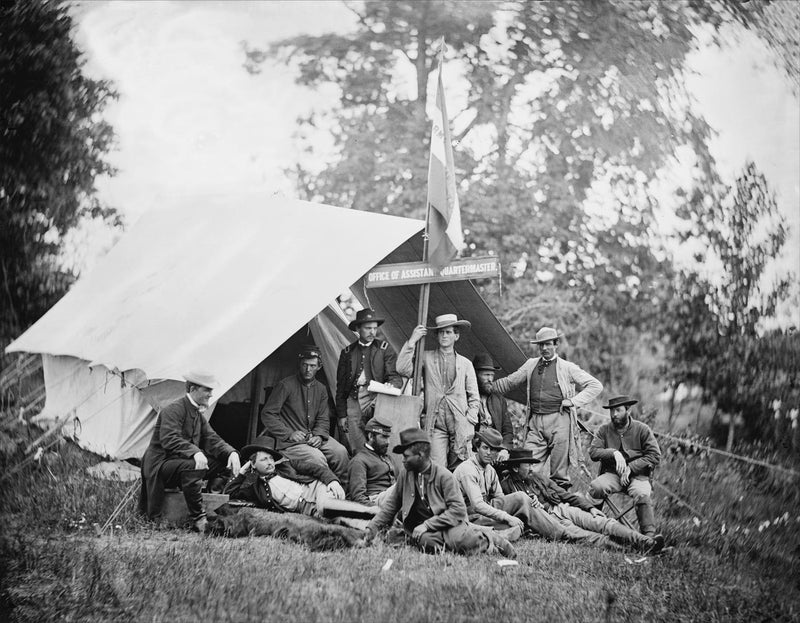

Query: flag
left=426, top=51, right=464, bottom=269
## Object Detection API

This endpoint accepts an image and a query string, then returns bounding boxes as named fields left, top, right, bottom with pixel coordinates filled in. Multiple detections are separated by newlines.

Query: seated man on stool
left=261, top=345, right=350, bottom=484
left=139, top=371, right=241, bottom=532
left=225, top=436, right=347, bottom=516
left=589, top=395, right=662, bottom=538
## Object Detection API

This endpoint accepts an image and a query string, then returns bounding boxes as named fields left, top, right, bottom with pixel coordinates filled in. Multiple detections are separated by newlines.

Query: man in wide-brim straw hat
left=490, top=326, right=602, bottom=489
left=396, top=314, right=480, bottom=469
left=138, top=370, right=241, bottom=532
left=588, top=395, right=663, bottom=538
left=335, top=308, right=403, bottom=455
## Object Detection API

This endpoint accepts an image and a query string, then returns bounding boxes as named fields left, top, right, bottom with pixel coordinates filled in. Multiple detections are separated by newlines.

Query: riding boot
left=635, top=497, right=656, bottom=536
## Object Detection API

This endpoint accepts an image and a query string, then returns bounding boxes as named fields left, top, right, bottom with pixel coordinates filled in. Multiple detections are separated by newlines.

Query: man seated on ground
left=225, top=436, right=347, bottom=517
left=588, top=395, right=662, bottom=538
left=365, top=428, right=516, bottom=557
left=498, top=449, right=663, bottom=553
left=261, top=345, right=349, bottom=484
left=452, top=428, right=532, bottom=542
left=473, top=354, right=514, bottom=462
left=139, top=371, right=241, bottom=532
left=347, top=414, right=396, bottom=506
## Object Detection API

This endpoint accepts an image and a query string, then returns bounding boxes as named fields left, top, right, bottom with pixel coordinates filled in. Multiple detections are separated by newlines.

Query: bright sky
left=70, top=1, right=799, bottom=324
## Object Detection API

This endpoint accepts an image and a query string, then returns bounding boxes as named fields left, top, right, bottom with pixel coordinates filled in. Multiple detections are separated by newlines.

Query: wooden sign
left=365, top=256, right=501, bottom=288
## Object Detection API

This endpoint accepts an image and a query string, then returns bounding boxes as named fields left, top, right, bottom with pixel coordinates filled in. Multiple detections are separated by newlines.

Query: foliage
left=0, top=0, right=118, bottom=368
left=245, top=0, right=753, bottom=387
left=664, top=162, right=793, bottom=446
left=1, top=433, right=798, bottom=621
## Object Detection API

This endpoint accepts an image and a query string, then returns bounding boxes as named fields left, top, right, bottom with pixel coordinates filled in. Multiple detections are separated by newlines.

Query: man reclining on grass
left=497, top=448, right=664, bottom=553
left=224, top=436, right=348, bottom=517
left=364, top=428, right=516, bottom=557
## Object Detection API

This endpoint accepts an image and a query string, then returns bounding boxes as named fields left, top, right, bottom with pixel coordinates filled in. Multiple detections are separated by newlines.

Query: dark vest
left=529, top=361, right=563, bottom=414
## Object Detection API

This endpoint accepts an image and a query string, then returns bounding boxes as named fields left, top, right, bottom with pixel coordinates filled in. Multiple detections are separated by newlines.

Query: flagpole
left=411, top=40, right=446, bottom=398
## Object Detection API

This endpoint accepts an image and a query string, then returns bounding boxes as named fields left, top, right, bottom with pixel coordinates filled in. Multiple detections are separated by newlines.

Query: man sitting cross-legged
left=347, top=414, right=396, bottom=506
left=498, top=448, right=664, bottom=553
left=225, top=436, right=348, bottom=517
left=365, top=428, right=516, bottom=557
left=452, top=428, right=534, bottom=542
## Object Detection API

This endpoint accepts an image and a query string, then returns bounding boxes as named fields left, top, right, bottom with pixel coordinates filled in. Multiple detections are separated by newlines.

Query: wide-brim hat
left=392, top=428, right=430, bottom=454
left=183, top=370, right=219, bottom=389
left=473, top=353, right=501, bottom=372
left=348, top=308, right=385, bottom=331
left=427, top=314, right=471, bottom=331
left=364, top=414, right=392, bottom=435
left=499, top=448, right=541, bottom=466
left=602, top=395, right=638, bottom=409
left=240, top=436, right=284, bottom=461
left=474, top=427, right=505, bottom=450
left=530, top=326, right=564, bottom=344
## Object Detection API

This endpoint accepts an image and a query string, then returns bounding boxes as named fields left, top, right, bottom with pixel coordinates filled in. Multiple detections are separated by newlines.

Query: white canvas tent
left=6, top=195, right=425, bottom=459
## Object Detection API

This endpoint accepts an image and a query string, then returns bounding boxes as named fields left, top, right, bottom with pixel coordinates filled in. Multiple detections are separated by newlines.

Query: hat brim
left=183, top=375, right=219, bottom=389
left=428, top=320, right=472, bottom=330
left=392, top=440, right=430, bottom=454
left=474, top=365, right=501, bottom=371
left=529, top=333, right=564, bottom=344
left=499, top=457, right=542, bottom=466
left=348, top=318, right=385, bottom=331
left=240, top=444, right=283, bottom=460
left=602, top=399, right=638, bottom=409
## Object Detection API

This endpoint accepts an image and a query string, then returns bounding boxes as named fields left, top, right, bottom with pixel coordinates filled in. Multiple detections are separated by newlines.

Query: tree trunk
left=725, top=412, right=736, bottom=452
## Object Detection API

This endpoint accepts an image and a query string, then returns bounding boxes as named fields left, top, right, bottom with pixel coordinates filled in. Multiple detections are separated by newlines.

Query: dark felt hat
left=602, top=395, right=638, bottom=409
left=499, top=448, right=541, bottom=466
left=392, top=428, right=430, bottom=454
left=240, top=436, right=283, bottom=461
left=348, top=308, right=385, bottom=331
left=474, top=427, right=505, bottom=450
left=473, top=353, right=501, bottom=372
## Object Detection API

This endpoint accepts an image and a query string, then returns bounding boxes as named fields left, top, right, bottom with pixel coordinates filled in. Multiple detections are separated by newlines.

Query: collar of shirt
left=358, top=341, right=374, bottom=348
left=365, top=443, right=375, bottom=452
left=186, top=393, right=201, bottom=409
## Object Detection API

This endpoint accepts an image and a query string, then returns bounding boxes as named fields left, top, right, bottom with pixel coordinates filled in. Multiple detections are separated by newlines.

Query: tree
left=0, top=0, right=118, bottom=368
left=665, top=162, right=791, bottom=448
left=245, top=0, right=736, bottom=388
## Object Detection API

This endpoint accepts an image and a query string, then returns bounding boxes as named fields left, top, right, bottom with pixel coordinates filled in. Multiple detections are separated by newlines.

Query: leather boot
left=635, top=497, right=656, bottom=536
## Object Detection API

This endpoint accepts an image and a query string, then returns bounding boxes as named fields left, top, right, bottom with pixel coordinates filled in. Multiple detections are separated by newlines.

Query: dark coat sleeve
left=367, top=474, right=403, bottom=532
left=335, top=346, right=351, bottom=419
left=199, top=417, right=235, bottom=461
left=628, top=426, right=661, bottom=476
left=347, top=455, right=369, bottom=504
left=424, top=468, right=468, bottom=532
left=158, top=402, right=200, bottom=458
left=548, top=478, right=595, bottom=512
left=261, top=380, right=296, bottom=442
left=309, top=384, right=331, bottom=440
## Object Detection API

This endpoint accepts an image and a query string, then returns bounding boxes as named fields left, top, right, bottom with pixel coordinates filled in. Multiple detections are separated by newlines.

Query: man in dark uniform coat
left=473, top=353, right=514, bottom=461
left=335, top=308, right=402, bottom=454
left=139, top=371, right=240, bottom=532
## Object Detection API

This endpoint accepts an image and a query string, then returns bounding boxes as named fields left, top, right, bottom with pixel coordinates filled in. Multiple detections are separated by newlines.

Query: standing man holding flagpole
left=400, top=40, right=478, bottom=468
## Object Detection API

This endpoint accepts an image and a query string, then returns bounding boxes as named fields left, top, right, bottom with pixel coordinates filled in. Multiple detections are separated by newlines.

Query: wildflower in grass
left=692, top=517, right=701, bottom=527
left=721, top=523, right=726, bottom=535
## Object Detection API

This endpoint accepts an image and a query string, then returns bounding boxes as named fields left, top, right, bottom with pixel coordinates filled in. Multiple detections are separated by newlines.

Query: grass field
left=1, top=429, right=798, bottom=622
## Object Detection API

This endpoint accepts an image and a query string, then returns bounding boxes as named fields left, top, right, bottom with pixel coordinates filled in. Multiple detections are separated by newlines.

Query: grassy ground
left=1, top=429, right=798, bottom=622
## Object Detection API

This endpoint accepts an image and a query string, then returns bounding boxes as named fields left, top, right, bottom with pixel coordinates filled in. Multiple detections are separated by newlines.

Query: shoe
left=192, top=517, right=208, bottom=533
left=645, top=533, right=665, bottom=555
